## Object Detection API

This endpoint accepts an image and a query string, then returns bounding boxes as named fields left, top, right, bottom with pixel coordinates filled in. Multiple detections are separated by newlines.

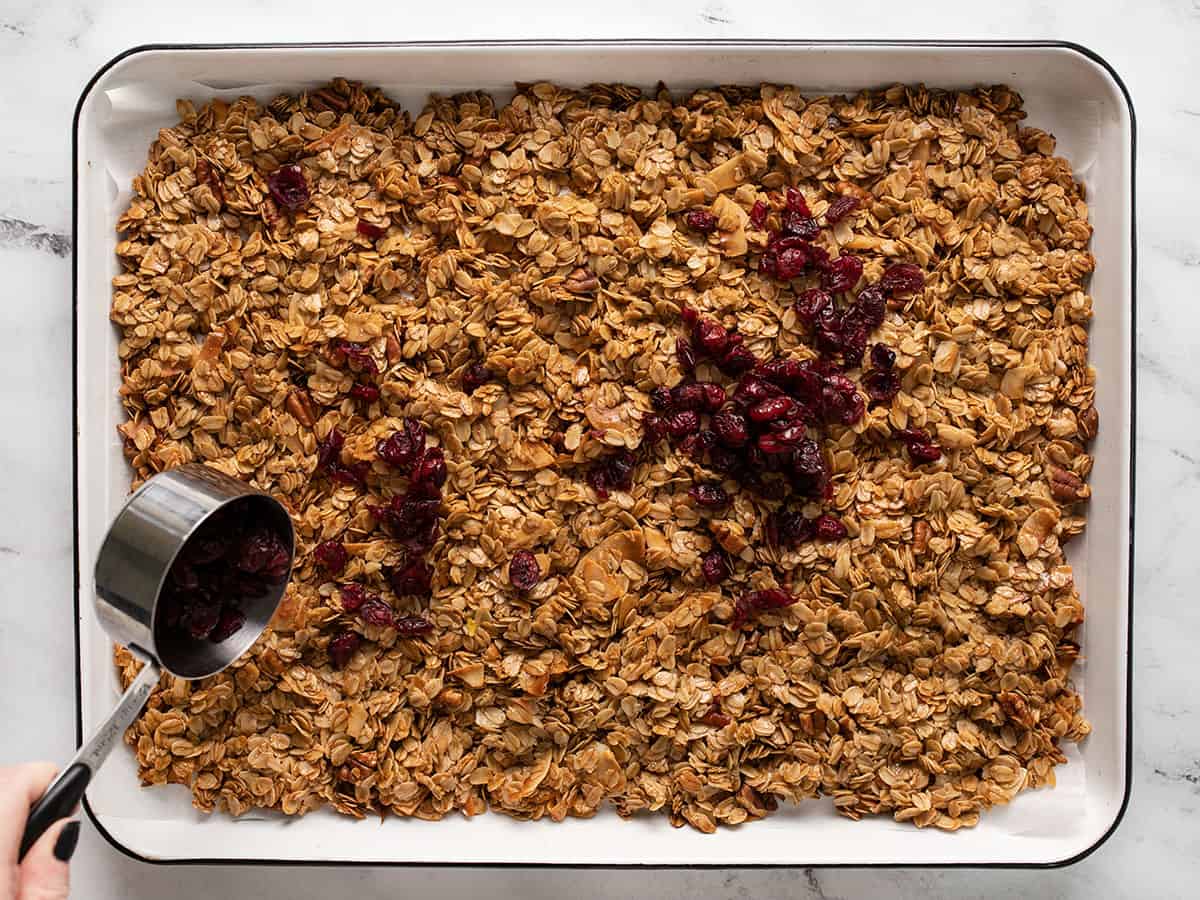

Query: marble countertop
left=0, top=1, right=1190, bottom=897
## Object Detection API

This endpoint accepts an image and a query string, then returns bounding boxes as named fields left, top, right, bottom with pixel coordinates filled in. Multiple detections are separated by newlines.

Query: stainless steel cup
left=19, top=464, right=294, bottom=859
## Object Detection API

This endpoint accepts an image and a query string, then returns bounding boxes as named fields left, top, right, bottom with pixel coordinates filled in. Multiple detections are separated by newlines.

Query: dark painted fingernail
left=53, top=821, right=80, bottom=862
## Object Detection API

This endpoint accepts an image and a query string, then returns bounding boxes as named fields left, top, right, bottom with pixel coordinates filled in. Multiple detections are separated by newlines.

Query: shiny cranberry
left=730, top=588, right=797, bottom=628
left=755, top=357, right=803, bottom=388
left=749, top=396, right=798, bottom=424
left=650, top=386, right=673, bottom=410
left=681, top=305, right=699, bottom=328
left=410, top=447, right=447, bottom=493
left=357, top=220, right=386, bottom=239
left=376, top=419, right=426, bottom=472
left=863, top=370, right=901, bottom=406
left=821, top=255, right=863, bottom=293
left=794, top=288, right=832, bottom=324
left=694, top=318, right=730, bottom=358
left=339, top=583, right=371, bottom=613
left=718, top=343, right=758, bottom=375
left=700, top=382, right=727, bottom=412
left=360, top=597, right=396, bottom=627
left=328, top=631, right=362, bottom=669
left=880, top=263, right=925, bottom=297
left=664, top=410, right=701, bottom=439
left=897, top=427, right=944, bottom=463
left=813, top=303, right=846, bottom=357
left=700, top=551, right=729, bottom=585
left=679, top=429, right=717, bottom=462
left=733, top=374, right=783, bottom=408
left=785, top=188, right=810, bottom=216
left=642, top=414, right=668, bottom=443
left=588, top=449, right=637, bottom=498
left=689, top=483, right=730, bottom=509
left=388, top=558, right=432, bottom=598
left=767, top=509, right=813, bottom=548
left=814, top=514, right=848, bottom=541
left=509, top=550, right=541, bottom=592
left=334, top=340, right=379, bottom=374
left=781, top=210, right=819, bottom=240
left=670, top=383, right=707, bottom=411
left=462, top=362, right=493, bottom=393
left=749, top=200, right=769, bottom=228
left=209, top=606, right=246, bottom=643
left=267, top=164, right=310, bottom=211
left=350, top=383, right=380, bottom=402
left=394, top=616, right=434, bottom=637
left=820, top=374, right=865, bottom=426
left=853, top=284, right=887, bottom=328
left=870, top=343, right=896, bottom=370
left=314, top=540, right=349, bottom=574
left=684, top=209, right=719, bottom=233
left=316, top=428, right=345, bottom=472
left=712, top=410, right=750, bottom=447
left=824, top=195, right=861, bottom=224
left=236, top=529, right=290, bottom=578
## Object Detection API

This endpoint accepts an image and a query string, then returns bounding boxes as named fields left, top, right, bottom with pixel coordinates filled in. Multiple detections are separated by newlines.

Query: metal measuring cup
left=18, top=463, right=294, bottom=859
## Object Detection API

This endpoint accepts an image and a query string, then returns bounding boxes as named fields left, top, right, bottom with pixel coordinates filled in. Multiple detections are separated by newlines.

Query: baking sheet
left=73, top=42, right=1133, bottom=866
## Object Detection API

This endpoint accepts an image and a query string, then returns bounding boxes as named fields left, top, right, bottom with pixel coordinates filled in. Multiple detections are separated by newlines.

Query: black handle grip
left=18, top=763, right=91, bottom=861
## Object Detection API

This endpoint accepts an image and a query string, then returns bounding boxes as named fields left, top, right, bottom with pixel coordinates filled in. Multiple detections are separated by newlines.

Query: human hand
left=1, top=764, right=78, bottom=899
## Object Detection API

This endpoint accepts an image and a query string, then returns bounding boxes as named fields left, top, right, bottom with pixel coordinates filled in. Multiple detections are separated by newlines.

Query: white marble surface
left=0, top=1, right=1190, bottom=896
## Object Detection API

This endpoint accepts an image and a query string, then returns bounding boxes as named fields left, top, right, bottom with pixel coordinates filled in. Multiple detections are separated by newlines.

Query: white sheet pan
left=72, top=41, right=1134, bottom=867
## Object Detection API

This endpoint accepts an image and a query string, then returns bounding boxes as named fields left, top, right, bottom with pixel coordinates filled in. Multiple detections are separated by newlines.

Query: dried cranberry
left=350, top=383, right=380, bottom=403
left=761, top=242, right=810, bottom=281
left=684, top=209, right=719, bottom=233
left=388, top=557, right=433, bottom=597
left=712, top=410, right=750, bottom=447
left=700, top=382, right=727, bottom=412
left=863, top=370, right=901, bottom=406
left=642, top=414, right=668, bottom=443
left=334, top=340, right=380, bottom=374
left=316, top=428, right=345, bottom=472
left=707, top=445, right=743, bottom=475
left=733, top=374, right=783, bottom=409
left=757, top=431, right=803, bottom=455
left=462, top=362, right=494, bottom=394
left=329, top=461, right=370, bottom=488
left=676, top=337, right=697, bottom=375
left=356, top=219, right=386, bottom=239
left=360, top=597, right=396, bottom=627
left=813, top=303, right=846, bottom=357
left=681, top=305, right=699, bottom=328
left=814, top=514, right=848, bottom=541
left=339, top=583, right=371, bottom=613
left=820, top=374, right=865, bottom=426
left=838, top=314, right=870, bottom=368
left=664, top=410, right=701, bottom=439
left=785, top=188, right=811, bottom=216
left=852, top=284, right=887, bottom=329
left=700, top=550, right=729, bottom=585
left=749, top=396, right=798, bottom=424
left=694, top=318, right=730, bottom=359
left=679, top=429, right=717, bottom=461
left=394, top=615, right=434, bottom=637
left=767, top=509, right=813, bottom=549
left=781, top=210, right=819, bottom=240
left=328, top=630, right=362, bottom=669
left=376, top=419, right=426, bottom=472
left=588, top=449, right=637, bottom=498
left=897, top=427, right=944, bottom=463
left=821, top=255, right=864, bottom=293
left=824, top=195, right=861, bottom=224
left=749, top=200, right=769, bottom=229
left=410, top=447, right=447, bottom=494
left=755, top=357, right=803, bottom=388
left=314, top=540, right=349, bottom=574
left=267, top=164, right=310, bottom=211
left=509, top=550, right=541, bottom=592
left=870, top=343, right=896, bottom=370
left=209, top=606, right=246, bottom=643
left=670, top=383, right=707, bottom=411
left=880, top=263, right=925, bottom=297
left=650, top=386, right=673, bottom=410
left=184, top=601, right=220, bottom=640
left=730, top=588, right=797, bottom=628
left=236, top=529, right=291, bottom=579
left=794, top=288, right=832, bottom=324
left=718, top=342, right=758, bottom=375
left=689, top=483, right=730, bottom=509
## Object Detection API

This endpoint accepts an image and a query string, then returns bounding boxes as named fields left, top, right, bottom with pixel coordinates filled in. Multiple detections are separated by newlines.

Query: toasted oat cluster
left=111, top=79, right=1095, bottom=832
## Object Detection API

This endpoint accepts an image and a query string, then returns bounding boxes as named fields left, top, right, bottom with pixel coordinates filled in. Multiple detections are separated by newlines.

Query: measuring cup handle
left=18, top=659, right=161, bottom=860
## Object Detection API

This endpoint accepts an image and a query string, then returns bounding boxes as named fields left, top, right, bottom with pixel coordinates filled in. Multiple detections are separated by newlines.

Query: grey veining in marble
left=0, top=1, right=1192, bottom=897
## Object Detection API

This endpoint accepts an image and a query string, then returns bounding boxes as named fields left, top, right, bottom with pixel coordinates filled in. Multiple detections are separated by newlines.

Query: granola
left=111, top=79, right=1095, bottom=832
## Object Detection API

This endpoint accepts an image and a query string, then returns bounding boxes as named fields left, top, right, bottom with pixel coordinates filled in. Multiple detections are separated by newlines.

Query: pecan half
left=286, top=389, right=317, bottom=428
left=564, top=266, right=599, bottom=294
left=1048, top=466, right=1090, bottom=503
left=1078, top=405, right=1099, bottom=441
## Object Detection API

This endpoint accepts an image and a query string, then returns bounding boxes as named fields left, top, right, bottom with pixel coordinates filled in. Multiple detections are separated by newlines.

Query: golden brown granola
left=111, top=79, right=1095, bottom=832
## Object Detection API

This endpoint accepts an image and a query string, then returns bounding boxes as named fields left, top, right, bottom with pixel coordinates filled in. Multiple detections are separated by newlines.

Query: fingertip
left=19, top=817, right=75, bottom=898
